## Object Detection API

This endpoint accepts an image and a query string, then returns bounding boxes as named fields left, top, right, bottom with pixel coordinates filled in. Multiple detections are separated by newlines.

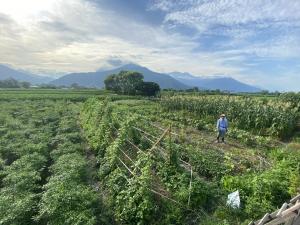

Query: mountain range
left=50, top=64, right=189, bottom=90
left=0, top=63, right=261, bottom=92
left=0, top=64, right=53, bottom=84
left=169, top=72, right=261, bottom=92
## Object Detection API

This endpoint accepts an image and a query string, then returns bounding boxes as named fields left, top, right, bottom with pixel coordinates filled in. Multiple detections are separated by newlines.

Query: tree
left=185, top=87, right=199, bottom=92
left=104, top=74, right=116, bottom=91
left=137, top=82, right=160, bottom=96
left=70, top=83, right=80, bottom=89
left=39, top=84, right=57, bottom=89
left=0, top=78, right=31, bottom=88
left=119, top=71, right=143, bottom=95
left=104, top=70, right=161, bottom=96
left=20, top=81, right=31, bottom=88
left=260, top=90, right=269, bottom=95
left=104, top=71, right=144, bottom=95
left=0, top=78, right=19, bottom=88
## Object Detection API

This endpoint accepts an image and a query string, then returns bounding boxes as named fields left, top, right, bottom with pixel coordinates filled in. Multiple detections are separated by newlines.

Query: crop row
left=0, top=101, right=60, bottom=224
left=37, top=108, right=100, bottom=225
left=160, top=96, right=298, bottom=138
left=80, top=98, right=222, bottom=224
left=0, top=100, right=100, bottom=225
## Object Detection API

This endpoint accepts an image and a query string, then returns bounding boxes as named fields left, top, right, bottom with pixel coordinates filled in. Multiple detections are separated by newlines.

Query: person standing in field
left=216, top=114, right=228, bottom=143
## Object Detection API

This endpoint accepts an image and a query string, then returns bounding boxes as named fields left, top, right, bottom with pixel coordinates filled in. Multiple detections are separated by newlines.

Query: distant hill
left=50, top=64, right=190, bottom=90
left=0, top=64, right=53, bottom=84
left=169, top=72, right=261, bottom=93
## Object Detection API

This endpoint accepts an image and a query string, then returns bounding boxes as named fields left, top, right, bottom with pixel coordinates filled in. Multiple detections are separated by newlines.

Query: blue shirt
left=217, top=118, right=228, bottom=130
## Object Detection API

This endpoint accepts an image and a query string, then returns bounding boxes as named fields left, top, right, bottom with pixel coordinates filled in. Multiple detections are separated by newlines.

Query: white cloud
left=216, top=34, right=300, bottom=60
left=151, top=0, right=300, bottom=59
left=0, top=0, right=299, bottom=90
left=0, top=0, right=60, bottom=23
left=0, top=0, right=240, bottom=77
left=152, top=0, right=300, bottom=27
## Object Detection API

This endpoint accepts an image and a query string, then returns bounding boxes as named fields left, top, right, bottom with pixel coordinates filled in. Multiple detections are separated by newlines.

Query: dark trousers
left=217, top=129, right=226, bottom=142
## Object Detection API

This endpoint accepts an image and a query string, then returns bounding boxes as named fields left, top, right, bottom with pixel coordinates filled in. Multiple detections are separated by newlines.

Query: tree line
left=0, top=78, right=31, bottom=88
left=104, top=71, right=160, bottom=96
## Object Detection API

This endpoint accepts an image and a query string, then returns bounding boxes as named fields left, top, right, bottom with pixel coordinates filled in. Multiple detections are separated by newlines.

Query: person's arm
left=216, top=119, right=220, bottom=130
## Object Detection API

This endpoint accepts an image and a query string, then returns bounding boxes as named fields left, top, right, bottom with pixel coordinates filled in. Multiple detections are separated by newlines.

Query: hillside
left=170, top=72, right=261, bottom=92
left=50, top=64, right=190, bottom=90
left=0, top=64, right=53, bottom=84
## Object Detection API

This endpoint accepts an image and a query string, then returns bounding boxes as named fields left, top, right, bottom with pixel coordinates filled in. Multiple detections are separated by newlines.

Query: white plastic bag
left=227, top=190, right=240, bottom=208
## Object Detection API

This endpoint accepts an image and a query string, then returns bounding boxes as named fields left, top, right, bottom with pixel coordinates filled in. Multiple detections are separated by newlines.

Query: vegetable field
left=0, top=89, right=299, bottom=225
left=0, top=97, right=107, bottom=224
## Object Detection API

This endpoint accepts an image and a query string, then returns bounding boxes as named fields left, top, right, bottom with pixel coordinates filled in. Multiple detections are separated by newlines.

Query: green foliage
left=114, top=153, right=156, bottom=225
left=0, top=153, right=47, bottom=225
left=104, top=70, right=160, bottom=96
left=1, top=89, right=300, bottom=225
left=187, top=145, right=228, bottom=180
left=0, top=88, right=105, bottom=101
left=137, top=81, right=160, bottom=96
left=37, top=154, right=99, bottom=225
left=213, top=205, right=246, bottom=225
left=0, top=78, right=31, bottom=88
left=0, top=97, right=104, bottom=225
left=279, top=92, right=300, bottom=109
left=50, top=141, right=82, bottom=160
left=80, top=97, right=114, bottom=156
left=161, top=95, right=298, bottom=138
left=2, top=153, right=47, bottom=192
left=222, top=149, right=300, bottom=219
left=105, top=70, right=144, bottom=95
left=0, top=191, right=38, bottom=225
left=80, top=98, right=225, bottom=225
left=36, top=110, right=103, bottom=225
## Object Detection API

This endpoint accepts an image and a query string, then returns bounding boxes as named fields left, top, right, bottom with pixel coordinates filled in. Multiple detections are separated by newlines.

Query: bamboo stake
left=188, top=167, right=193, bottom=207
left=141, top=133, right=168, bottom=153
left=251, top=197, right=300, bottom=225
left=133, top=126, right=159, bottom=140
left=119, top=148, right=140, bottom=169
left=276, top=203, right=288, bottom=217
left=141, top=133, right=155, bottom=143
left=118, top=158, right=208, bottom=218
left=118, top=157, right=135, bottom=176
left=118, top=157, right=180, bottom=204
left=258, top=213, right=271, bottom=225
left=149, top=122, right=179, bottom=136
left=126, top=139, right=144, bottom=152
left=149, top=126, right=170, bottom=152
left=290, top=194, right=300, bottom=204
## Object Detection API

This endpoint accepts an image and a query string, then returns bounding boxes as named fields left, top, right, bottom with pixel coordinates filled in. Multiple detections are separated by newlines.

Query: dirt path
left=78, top=120, right=117, bottom=225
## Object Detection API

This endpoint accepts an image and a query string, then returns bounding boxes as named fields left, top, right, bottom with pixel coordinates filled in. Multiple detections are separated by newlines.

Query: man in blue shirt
left=216, top=114, right=228, bottom=143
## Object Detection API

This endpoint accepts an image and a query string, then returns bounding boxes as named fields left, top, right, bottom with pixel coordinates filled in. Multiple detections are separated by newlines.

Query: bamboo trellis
left=113, top=116, right=299, bottom=223
left=248, top=194, right=300, bottom=225
left=112, top=123, right=194, bottom=207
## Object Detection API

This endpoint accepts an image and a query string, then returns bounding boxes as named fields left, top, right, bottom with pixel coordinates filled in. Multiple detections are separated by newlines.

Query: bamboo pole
left=149, top=122, right=179, bottom=136
left=188, top=167, right=193, bottom=207
left=250, top=197, right=300, bottom=225
left=149, top=126, right=170, bottom=152
left=132, top=126, right=159, bottom=140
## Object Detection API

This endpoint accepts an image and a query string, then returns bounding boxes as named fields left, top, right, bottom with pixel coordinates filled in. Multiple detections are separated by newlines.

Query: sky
left=0, top=0, right=300, bottom=91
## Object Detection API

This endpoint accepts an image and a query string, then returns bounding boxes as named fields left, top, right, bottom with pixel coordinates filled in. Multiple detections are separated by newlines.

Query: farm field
left=0, top=89, right=299, bottom=225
